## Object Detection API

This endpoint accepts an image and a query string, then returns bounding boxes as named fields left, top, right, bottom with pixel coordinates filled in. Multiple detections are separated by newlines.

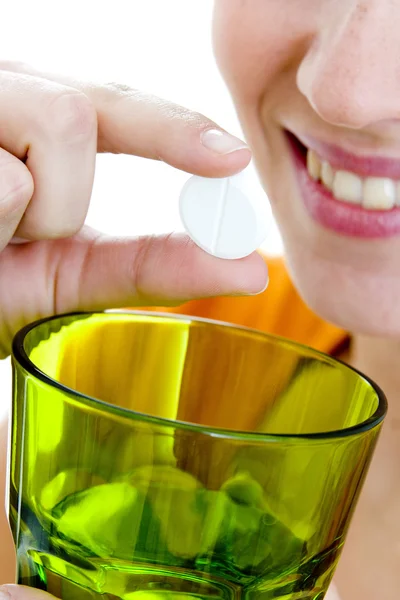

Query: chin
left=282, top=234, right=400, bottom=338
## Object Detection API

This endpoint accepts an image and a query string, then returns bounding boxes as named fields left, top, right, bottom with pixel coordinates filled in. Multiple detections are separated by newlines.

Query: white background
left=0, top=0, right=282, bottom=415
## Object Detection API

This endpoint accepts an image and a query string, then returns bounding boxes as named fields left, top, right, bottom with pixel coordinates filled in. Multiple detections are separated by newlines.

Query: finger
left=0, top=149, right=34, bottom=251
left=0, top=228, right=268, bottom=355
left=325, top=583, right=341, bottom=600
left=87, top=85, right=251, bottom=176
left=56, top=231, right=268, bottom=309
left=0, top=62, right=251, bottom=178
left=0, top=586, right=58, bottom=600
left=0, top=69, right=97, bottom=240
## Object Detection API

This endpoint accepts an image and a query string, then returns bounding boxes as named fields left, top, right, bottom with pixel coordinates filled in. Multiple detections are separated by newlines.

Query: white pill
left=179, top=169, right=269, bottom=260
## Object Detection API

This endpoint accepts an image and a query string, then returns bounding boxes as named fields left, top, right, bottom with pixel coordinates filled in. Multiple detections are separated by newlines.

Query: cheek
left=212, top=1, right=400, bottom=336
left=213, top=0, right=282, bottom=103
left=212, top=0, right=316, bottom=106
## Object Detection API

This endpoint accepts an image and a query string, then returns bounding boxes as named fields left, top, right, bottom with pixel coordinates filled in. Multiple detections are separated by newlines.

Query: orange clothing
left=167, top=255, right=347, bottom=355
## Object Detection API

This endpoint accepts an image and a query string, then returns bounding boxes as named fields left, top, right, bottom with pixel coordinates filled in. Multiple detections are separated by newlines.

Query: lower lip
left=287, top=133, right=400, bottom=238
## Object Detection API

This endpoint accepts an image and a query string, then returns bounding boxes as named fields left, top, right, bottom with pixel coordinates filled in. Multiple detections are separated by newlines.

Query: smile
left=286, top=131, right=400, bottom=238
left=307, top=150, right=399, bottom=211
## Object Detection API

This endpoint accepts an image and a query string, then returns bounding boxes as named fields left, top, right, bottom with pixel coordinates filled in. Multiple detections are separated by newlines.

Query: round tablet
left=179, top=170, right=269, bottom=260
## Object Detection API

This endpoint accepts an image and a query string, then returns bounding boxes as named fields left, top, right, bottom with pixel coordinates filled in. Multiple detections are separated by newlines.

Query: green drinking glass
left=9, top=311, right=386, bottom=600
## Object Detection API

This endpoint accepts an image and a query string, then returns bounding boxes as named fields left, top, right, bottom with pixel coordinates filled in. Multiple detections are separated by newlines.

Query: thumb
left=0, top=227, right=268, bottom=355
left=0, top=586, right=58, bottom=600
left=56, top=230, right=268, bottom=308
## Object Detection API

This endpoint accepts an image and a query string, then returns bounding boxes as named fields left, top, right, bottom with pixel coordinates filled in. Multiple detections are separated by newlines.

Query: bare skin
left=212, top=2, right=400, bottom=598
left=2, top=1, right=400, bottom=599
left=0, top=61, right=268, bottom=596
left=0, top=62, right=268, bottom=360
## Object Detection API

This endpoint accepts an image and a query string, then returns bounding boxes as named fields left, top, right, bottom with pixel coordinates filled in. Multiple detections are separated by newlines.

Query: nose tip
left=296, top=3, right=400, bottom=131
left=297, top=64, right=376, bottom=130
left=297, top=51, right=400, bottom=131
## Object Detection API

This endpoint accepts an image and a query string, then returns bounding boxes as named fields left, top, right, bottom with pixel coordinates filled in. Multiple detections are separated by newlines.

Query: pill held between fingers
left=179, top=171, right=269, bottom=260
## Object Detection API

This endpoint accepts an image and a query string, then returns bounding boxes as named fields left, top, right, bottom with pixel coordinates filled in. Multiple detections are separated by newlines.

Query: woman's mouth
left=286, top=131, right=400, bottom=237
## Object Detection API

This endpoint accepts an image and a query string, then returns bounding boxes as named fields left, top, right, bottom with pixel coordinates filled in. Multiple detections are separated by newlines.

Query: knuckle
left=97, top=82, right=143, bottom=108
left=156, top=100, right=212, bottom=131
left=46, top=91, right=97, bottom=142
left=131, top=235, right=156, bottom=298
left=131, top=233, right=177, bottom=302
left=96, top=82, right=210, bottom=133
left=0, top=162, right=33, bottom=217
left=103, top=81, right=138, bottom=97
left=160, top=103, right=205, bottom=127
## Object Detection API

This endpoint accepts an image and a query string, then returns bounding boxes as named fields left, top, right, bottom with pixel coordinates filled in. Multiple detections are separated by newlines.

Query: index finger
left=88, top=84, right=251, bottom=177
left=0, top=62, right=251, bottom=178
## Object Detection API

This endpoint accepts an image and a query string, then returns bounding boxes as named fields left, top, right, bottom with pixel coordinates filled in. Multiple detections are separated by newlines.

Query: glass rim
left=12, top=309, right=388, bottom=442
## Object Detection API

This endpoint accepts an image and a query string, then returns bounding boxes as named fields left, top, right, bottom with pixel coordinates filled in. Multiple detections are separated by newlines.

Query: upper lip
left=291, top=130, right=400, bottom=179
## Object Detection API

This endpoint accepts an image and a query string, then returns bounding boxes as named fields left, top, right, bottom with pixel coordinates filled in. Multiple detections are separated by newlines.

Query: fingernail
left=10, top=237, right=31, bottom=245
left=251, top=274, right=269, bottom=296
left=201, top=129, right=249, bottom=155
left=233, top=278, right=269, bottom=297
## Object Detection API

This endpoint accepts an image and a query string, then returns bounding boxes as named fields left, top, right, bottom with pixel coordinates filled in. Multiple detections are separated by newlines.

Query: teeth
left=306, top=149, right=400, bottom=211
left=307, top=150, right=321, bottom=180
left=333, top=170, right=362, bottom=205
left=363, top=177, right=396, bottom=210
left=321, top=161, right=334, bottom=190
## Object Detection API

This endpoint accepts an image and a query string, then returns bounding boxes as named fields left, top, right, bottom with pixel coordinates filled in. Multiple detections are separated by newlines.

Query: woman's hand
left=0, top=61, right=268, bottom=358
